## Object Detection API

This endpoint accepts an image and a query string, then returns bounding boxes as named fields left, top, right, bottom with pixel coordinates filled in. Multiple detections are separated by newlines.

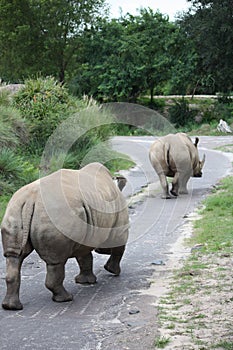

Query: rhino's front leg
left=2, top=256, right=23, bottom=310
left=75, top=252, right=97, bottom=284
left=104, top=245, right=125, bottom=276
left=45, top=262, right=73, bottom=302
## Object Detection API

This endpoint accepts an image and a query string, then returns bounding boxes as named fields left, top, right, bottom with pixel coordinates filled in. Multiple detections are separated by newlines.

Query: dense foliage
left=0, top=78, right=117, bottom=203
left=0, top=0, right=108, bottom=82
left=180, top=0, right=233, bottom=93
left=13, top=77, right=76, bottom=149
left=73, top=10, right=175, bottom=102
left=0, top=2, right=233, bottom=219
left=0, top=1, right=232, bottom=98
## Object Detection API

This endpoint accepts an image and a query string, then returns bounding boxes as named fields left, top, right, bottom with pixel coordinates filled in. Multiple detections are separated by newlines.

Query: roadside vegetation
left=0, top=77, right=135, bottom=221
left=154, top=149, right=233, bottom=349
left=0, top=76, right=232, bottom=222
left=0, top=1, right=232, bottom=347
left=0, top=1, right=232, bottom=100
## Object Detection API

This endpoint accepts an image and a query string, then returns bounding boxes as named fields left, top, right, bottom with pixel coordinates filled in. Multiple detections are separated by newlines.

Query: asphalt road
left=0, top=135, right=232, bottom=350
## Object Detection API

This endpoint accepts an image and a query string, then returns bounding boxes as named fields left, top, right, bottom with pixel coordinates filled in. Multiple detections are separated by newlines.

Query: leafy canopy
left=0, top=0, right=108, bottom=82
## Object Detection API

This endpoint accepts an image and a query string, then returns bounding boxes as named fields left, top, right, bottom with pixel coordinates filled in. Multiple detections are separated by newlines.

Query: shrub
left=0, top=148, right=24, bottom=182
left=0, top=148, right=38, bottom=195
left=0, top=195, right=11, bottom=222
left=0, top=106, right=28, bottom=149
left=215, top=99, right=233, bottom=122
left=168, top=98, right=197, bottom=128
left=13, top=76, right=77, bottom=148
left=0, top=88, right=12, bottom=107
left=39, top=104, right=117, bottom=174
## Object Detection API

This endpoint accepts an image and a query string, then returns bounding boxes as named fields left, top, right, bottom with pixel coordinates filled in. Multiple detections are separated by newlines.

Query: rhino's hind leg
left=2, top=256, right=23, bottom=310
left=75, top=253, right=97, bottom=284
left=45, top=262, right=73, bottom=302
left=158, top=174, right=171, bottom=199
left=104, top=245, right=125, bottom=276
left=171, top=173, right=179, bottom=197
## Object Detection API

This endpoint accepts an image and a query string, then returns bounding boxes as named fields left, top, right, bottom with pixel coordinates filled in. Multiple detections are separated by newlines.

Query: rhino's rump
left=31, top=166, right=128, bottom=250
left=1, top=164, right=129, bottom=258
left=149, top=133, right=195, bottom=177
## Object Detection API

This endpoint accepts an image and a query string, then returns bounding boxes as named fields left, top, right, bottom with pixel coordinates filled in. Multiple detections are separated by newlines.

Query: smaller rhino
left=149, top=133, right=205, bottom=198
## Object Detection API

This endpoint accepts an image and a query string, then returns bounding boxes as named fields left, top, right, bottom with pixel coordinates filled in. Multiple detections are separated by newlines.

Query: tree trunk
left=150, top=87, right=154, bottom=104
left=59, top=68, right=65, bottom=84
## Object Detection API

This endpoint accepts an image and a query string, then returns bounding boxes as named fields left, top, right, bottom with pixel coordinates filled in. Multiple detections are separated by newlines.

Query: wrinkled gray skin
left=149, top=133, right=205, bottom=199
left=1, top=162, right=129, bottom=310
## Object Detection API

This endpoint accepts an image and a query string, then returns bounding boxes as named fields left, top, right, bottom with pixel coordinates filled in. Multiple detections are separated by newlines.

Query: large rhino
left=1, top=162, right=129, bottom=310
left=149, top=133, right=205, bottom=198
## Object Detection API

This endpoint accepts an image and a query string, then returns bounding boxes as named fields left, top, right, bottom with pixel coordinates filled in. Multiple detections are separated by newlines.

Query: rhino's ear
left=194, top=137, right=199, bottom=147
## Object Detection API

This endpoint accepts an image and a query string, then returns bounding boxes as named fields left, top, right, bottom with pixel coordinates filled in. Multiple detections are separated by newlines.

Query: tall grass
left=0, top=106, right=28, bottom=148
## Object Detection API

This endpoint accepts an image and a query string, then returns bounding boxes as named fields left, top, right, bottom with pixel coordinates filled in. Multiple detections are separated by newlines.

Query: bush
left=0, top=106, right=28, bottom=149
left=168, top=98, right=197, bottom=128
left=215, top=99, right=233, bottom=122
left=0, top=148, right=38, bottom=195
left=0, top=195, right=11, bottom=222
left=39, top=104, right=117, bottom=174
left=0, top=88, right=12, bottom=107
left=13, top=76, right=77, bottom=148
left=0, top=148, right=24, bottom=184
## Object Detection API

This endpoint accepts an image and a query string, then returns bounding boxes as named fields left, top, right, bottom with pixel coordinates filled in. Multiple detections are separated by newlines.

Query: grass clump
left=154, top=336, right=171, bottom=348
left=0, top=105, right=28, bottom=149
left=192, top=177, right=233, bottom=253
left=212, top=342, right=233, bottom=349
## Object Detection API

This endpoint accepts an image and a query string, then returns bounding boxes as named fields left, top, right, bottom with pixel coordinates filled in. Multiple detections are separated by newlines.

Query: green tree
left=97, top=16, right=147, bottom=102
left=124, top=9, right=176, bottom=102
left=0, top=0, right=108, bottom=83
left=72, top=9, right=177, bottom=102
left=165, top=26, right=199, bottom=95
left=180, top=0, right=233, bottom=93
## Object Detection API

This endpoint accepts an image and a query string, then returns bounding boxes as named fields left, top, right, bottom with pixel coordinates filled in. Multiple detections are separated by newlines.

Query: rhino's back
left=32, top=163, right=128, bottom=249
left=149, top=133, right=194, bottom=175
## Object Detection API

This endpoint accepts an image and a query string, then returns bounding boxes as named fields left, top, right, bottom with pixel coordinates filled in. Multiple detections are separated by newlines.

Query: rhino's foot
left=179, top=189, right=188, bottom=194
left=170, top=190, right=178, bottom=197
left=104, top=261, right=121, bottom=276
left=52, top=291, right=73, bottom=303
left=75, top=272, right=97, bottom=284
left=161, top=194, right=171, bottom=199
left=2, top=297, right=23, bottom=311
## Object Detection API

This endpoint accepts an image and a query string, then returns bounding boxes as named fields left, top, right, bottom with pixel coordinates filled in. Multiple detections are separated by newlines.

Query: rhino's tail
left=164, top=142, right=170, bottom=167
left=20, top=199, right=35, bottom=253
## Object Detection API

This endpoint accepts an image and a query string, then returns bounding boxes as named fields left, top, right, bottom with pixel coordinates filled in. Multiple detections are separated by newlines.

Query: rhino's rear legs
left=178, top=173, right=189, bottom=194
left=171, top=173, right=179, bottom=197
left=158, top=174, right=171, bottom=199
left=104, top=245, right=125, bottom=276
left=2, top=256, right=23, bottom=310
left=45, top=263, right=73, bottom=302
left=75, top=252, right=97, bottom=284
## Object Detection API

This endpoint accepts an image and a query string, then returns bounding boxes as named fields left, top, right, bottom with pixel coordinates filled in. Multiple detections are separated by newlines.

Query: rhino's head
left=193, top=154, right=206, bottom=177
left=193, top=137, right=205, bottom=177
left=113, top=175, right=127, bottom=191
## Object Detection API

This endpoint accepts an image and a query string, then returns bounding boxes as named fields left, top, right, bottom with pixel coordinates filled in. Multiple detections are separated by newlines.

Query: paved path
left=0, top=135, right=232, bottom=350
